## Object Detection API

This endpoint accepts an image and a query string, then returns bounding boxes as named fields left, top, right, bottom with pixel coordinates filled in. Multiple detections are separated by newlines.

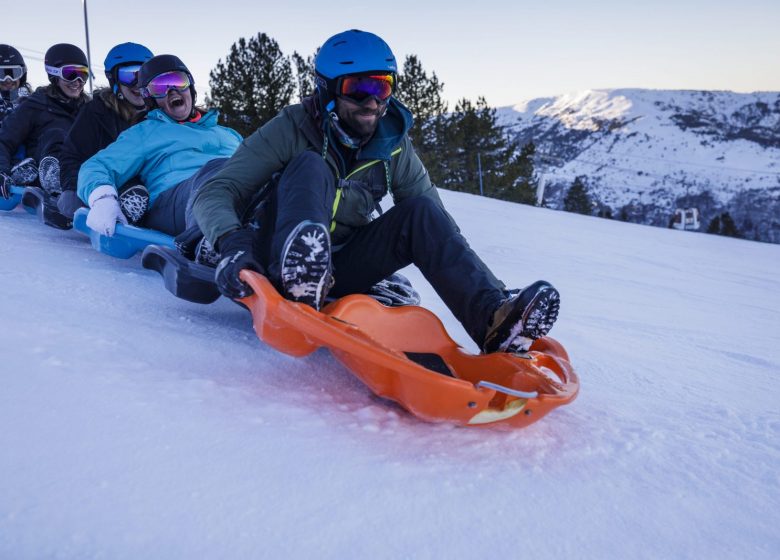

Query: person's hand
left=86, top=185, right=127, bottom=237
left=56, top=190, right=85, bottom=219
left=366, top=272, right=421, bottom=307
left=0, top=172, right=13, bottom=199
left=214, top=229, right=264, bottom=299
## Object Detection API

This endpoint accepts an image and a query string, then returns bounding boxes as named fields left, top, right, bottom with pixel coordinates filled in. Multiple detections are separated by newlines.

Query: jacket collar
left=146, top=108, right=220, bottom=126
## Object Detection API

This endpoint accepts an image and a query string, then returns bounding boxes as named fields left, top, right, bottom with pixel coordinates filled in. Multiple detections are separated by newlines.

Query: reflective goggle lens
left=142, top=71, right=191, bottom=98
left=339, top=74, right=394, bottom=103
left=45, top=64, right=89, bottom=82
left=116, top=64, right=142, bottom=86
left=0, top=65, right=24, bottom=82
left=60, top=65, right=89, bottom=82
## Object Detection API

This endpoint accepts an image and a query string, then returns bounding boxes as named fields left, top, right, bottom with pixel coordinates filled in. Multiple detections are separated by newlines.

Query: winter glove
left=86, top=185, right=127, bottom=237
left=214, top=229, right=264, bottom=299
left=56, top=189, right=86, bottom=219
left=0, top=172, right=12, bottom=199
left=366, top=272, right=422, bottom=307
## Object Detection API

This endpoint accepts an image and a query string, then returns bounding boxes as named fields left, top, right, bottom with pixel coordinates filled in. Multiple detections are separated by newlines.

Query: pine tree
left=502, top=141, right=537, bottom=205
left=719, top=212, right=740, bottom=237
left=396, top=55, right=448, bottom=186
left=440, top=97, right=514, bottom=196
left=209, top=33, right=295, bottom=137
left=291, top=51, right=315, bottom=101
left=564, top=176, right=592, bottom=215
left=706, top=215, right=722, bottom=233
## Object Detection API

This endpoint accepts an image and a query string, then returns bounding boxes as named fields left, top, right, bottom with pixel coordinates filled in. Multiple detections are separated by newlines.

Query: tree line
left=206, top=32, right=537, bottom=205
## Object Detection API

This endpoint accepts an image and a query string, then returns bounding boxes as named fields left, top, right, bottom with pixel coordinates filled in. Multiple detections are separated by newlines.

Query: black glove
left=56, top=189, right=85, bottom=219
left=214, top=229, right=264, bottom=299
left=0, top=172, right=12, bottom=200
left=366, top=272, right=421, bottom=307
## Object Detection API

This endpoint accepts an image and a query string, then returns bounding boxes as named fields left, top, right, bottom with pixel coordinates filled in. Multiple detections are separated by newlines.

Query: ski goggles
left=0, top=65, right=25, bottom=82
left=45, top=64, right=89, bottom=83
left=141, top=71, right=191, bottom=98
left=116, top=64, right=143, bottom=87
left=338, top=73, right=395, bottom=103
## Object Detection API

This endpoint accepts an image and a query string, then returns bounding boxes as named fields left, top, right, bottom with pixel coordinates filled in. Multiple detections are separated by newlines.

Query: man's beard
left=340, top=106, right=384, bottom=140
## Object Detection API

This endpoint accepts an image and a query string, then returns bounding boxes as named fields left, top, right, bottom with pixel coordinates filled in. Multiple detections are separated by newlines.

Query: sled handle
left=476, top=381, right=538, bottom=399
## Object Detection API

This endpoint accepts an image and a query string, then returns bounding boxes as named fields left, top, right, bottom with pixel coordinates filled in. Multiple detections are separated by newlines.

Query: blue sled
left=0, top=186, right=35, bottom=213
left=72, top=207, right=176, bottom=259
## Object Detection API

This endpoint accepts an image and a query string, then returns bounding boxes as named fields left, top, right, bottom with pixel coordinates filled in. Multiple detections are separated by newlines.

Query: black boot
left=280, top=221, right=333, bottom=310
left=118, top=185, right=149, bottom=225
left=482, top=280, right=560, bottom=353
left=38, top=156, right=62, bottom=195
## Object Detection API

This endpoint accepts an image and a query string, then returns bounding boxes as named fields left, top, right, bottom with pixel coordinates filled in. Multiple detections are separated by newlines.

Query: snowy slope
left=496, top=89, right=780, bottom=242
left=1, top=189, right=779, bottom=559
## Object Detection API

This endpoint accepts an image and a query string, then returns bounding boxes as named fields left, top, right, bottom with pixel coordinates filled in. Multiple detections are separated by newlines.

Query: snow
left=1, top=189, right=779, bottom=558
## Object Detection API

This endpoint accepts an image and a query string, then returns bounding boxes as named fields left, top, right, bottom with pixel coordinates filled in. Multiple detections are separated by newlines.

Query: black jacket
left=0, top=86, right=87, bottom=175
left=59, top=90, right=137, bottom=192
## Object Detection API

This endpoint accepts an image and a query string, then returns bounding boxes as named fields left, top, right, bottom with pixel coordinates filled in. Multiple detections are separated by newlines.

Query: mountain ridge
left=496, top=88, right=780, bottom=242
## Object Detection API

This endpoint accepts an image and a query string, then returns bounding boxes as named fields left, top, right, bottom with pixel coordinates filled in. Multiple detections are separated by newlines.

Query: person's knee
left=287, top=150, right=329, bottom=175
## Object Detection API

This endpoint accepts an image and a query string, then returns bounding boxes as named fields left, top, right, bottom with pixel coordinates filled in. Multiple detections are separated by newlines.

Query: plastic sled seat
left=72, top=207, right=175, bottom=259
left=0, top=186, right=28, bottom=212
left=239, top=271, right=579, bottom=429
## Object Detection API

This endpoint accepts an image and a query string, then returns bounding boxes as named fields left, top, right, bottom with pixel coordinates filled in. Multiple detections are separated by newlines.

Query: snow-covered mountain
left=2, top=189, right=779, bottom=558
left=497, top=89, right=780, bottom=243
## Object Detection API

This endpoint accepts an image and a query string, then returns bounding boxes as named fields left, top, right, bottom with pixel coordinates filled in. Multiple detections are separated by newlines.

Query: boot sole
left=280, top=222, right=332, bottom=310
left=497, top=285, right=560, bottom=352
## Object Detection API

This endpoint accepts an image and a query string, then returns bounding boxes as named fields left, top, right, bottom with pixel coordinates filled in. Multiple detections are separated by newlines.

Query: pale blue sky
left=4, top=0, right=779, bottom=107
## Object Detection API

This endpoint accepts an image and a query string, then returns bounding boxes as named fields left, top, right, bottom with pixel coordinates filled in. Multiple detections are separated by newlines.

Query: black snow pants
left=262, top=151, right=506, bottom=346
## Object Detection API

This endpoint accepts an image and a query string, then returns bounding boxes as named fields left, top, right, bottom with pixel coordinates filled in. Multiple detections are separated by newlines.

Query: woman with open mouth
left=0, top=43, right=90, bottom=203
left=77, top=54, right=242, bottom=265
left=56, top=42, right=155, bottom=221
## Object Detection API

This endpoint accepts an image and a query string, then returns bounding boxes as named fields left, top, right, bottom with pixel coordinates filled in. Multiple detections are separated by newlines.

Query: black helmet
left=0, top=44, right=27, bottom=85
left=45, top=43, right=88, bottom=68
left=138, top=54, right=196, bottom=108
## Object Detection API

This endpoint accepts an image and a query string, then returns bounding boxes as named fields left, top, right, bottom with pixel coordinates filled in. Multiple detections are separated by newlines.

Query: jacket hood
left=359, top=97, right=414, bottom=161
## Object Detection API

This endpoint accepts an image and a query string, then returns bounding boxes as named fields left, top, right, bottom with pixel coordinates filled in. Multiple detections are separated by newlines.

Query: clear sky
left=4, top=0, right=779, bottom=108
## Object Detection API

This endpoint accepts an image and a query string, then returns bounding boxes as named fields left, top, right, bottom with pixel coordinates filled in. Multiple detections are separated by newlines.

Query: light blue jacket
left=77, top=109, right=242, bottom=206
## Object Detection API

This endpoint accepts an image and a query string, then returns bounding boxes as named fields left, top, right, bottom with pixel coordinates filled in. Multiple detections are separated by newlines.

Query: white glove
left=86, top=185, right=127, bottom=237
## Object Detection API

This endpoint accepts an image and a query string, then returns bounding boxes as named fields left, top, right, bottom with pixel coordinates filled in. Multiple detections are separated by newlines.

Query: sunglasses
left=116, top=64, right=142, bottom=87
left=141, top=71, right=191, bottom=99
left=45, top=64, right=89, bottom=83
left=338, top=74, right=395, bottom=103
left=0, top=65, right=24, bottom=83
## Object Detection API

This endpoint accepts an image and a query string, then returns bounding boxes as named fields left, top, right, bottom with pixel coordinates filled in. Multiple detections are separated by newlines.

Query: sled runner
left=72, top=207, right=175, bottom=259
left=21, top=187, right=73, bottom=230
left=239, top=270, right=578, bottom=428
left=0, top=185, right=33, bottom=213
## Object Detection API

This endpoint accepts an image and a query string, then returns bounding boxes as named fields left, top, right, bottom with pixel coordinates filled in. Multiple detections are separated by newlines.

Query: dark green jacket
left=192, top=96, right=445, bottom=247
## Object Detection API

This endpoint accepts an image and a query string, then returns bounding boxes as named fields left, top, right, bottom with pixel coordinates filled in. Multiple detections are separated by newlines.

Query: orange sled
left=240, top=271, right=579, bottom=428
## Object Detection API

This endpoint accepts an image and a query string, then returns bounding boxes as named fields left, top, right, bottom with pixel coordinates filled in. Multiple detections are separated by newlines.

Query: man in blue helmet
left=192, top=29, right=560, bottom=354
left=57, top=42, right=154, bottom=219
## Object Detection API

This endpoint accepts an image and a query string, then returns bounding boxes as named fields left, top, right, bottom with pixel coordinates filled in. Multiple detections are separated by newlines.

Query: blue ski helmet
left=314, top=30, right=397, bottom=102
left=104, top=42, right=153, bottom=91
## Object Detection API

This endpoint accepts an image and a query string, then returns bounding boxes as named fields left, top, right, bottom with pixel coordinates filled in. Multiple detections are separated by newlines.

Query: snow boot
left=482, top=280, right=560, bottom=354
left=280, top=220, right=333, bottom=310
left=10, top=157, right=38, bottom=185
left=118, top=185, right=149, bottom=225
left=38, top=156, right=61, bottom=195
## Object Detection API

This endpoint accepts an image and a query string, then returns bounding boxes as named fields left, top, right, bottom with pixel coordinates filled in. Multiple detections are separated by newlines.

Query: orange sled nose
left=239, top=271, right=578, bottom=428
